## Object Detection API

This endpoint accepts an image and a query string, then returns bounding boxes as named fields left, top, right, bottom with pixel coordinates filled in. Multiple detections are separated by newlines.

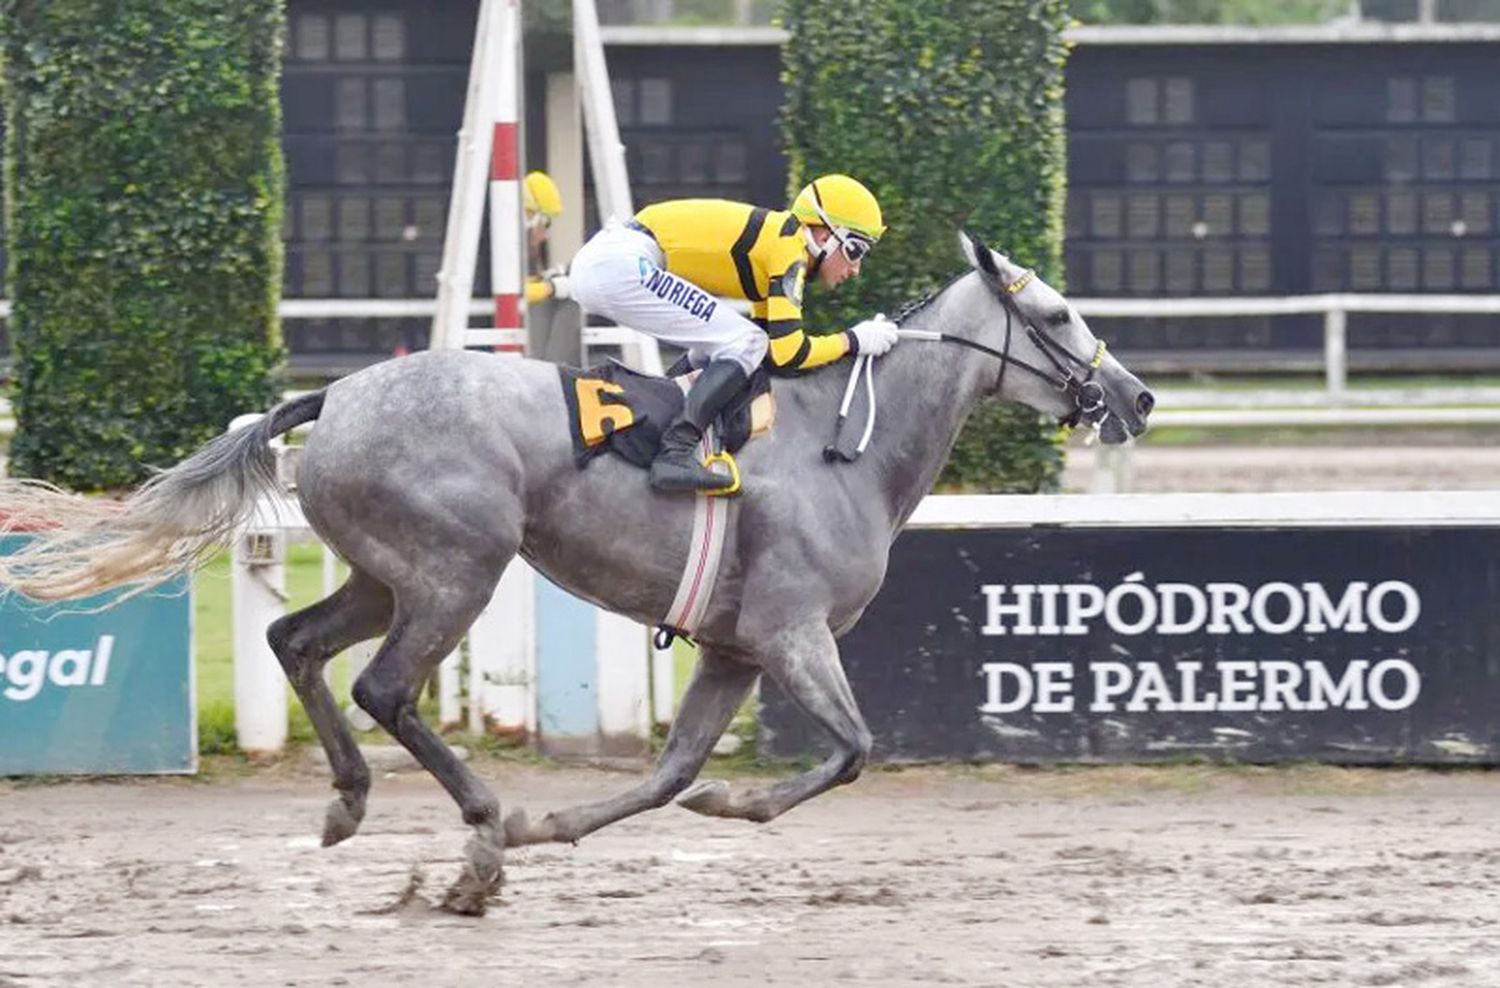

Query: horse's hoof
left=321, top=794, right=364, bottom=847
left=440, top=828, right=505, bottom=917
left=439, top=875, right=498, bottom=917
left=677, top=780, right=732, bottom=817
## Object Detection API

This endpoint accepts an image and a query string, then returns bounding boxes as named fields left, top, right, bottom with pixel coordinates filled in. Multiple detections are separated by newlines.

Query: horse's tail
left=0, top=390, right=326, bottom=602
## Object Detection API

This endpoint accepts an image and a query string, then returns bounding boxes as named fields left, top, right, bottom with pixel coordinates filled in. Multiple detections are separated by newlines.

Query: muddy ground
left=4, top=759, right=1500, bottom=987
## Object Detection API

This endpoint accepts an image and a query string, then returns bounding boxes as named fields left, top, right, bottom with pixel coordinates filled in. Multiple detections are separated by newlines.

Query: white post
left=319, top=543, right=339, bottom=692
left=595, top=611, right=651, bottom=750
left=1324, top=307, right=1347, bottom=403
left=468, top=561, right=534, bottom=738
left=487, top=0, right=526, bottom=353
left=574, top=0, right=663, bottom=374
left=342, top=640, right=378, bottom=732
left=431, top=0, right=500, bottom=351
left=651, top=640, right=675, bottom=727
left=231, top=530, right=287, bottom=754
left=439, top=649, right=463, bottom=728
left=229, top=414, right=288, bottom=754
left=1090, top=445, right=1134, bottom=494
left=575, top=0, right=632, bottom=224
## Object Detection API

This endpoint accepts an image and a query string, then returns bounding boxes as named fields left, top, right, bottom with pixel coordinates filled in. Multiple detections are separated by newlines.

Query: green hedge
left=2, top=0, right=285, bottom=491
left=781, top=0, right=1071, bottom=493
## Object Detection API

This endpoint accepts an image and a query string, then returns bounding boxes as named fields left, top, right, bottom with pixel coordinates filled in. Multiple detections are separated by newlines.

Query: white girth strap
left=661, top=373, right=733, bottom=639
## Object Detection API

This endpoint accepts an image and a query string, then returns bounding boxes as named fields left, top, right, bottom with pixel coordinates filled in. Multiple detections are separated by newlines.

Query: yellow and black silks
left=558, top=362, right=774, bottom=470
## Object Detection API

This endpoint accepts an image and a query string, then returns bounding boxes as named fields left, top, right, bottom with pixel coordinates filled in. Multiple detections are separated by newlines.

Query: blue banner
left=1, top=537, right=194, bottom=775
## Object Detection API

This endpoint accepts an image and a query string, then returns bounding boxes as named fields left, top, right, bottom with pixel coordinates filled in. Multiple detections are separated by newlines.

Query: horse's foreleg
left=267, top=570, right=393, bottom=847
left=351, top=582, right=505, bottom=916
left=678, top=624, right=872, bottom=823
left=503, top=647, right=758, bottom=847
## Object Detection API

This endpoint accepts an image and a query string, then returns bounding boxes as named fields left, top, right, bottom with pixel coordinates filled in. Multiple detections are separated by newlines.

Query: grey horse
left=0, top=233, right=1153, bottom=914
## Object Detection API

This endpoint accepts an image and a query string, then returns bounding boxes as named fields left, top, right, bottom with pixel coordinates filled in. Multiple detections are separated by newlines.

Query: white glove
left=549, top=274, right=571, bottom=301
left=847, top=314, right=898, bottom=357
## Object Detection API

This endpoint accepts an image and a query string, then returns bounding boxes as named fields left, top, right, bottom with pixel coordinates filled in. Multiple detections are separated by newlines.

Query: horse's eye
left=1045, top=307, right=1070, bottom=327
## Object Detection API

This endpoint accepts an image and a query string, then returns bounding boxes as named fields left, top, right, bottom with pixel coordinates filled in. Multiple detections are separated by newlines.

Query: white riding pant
left=568, top=221, right=768, bottom=376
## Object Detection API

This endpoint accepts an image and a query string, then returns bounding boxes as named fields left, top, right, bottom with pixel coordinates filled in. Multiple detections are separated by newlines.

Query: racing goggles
left=808, top=188, right=876, bottom=265
left=838, top=231, right=875, bottom=263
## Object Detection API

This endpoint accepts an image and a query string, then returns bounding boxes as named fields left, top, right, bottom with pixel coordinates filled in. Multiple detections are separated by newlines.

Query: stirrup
left=702, top=451, right=740, bottom=497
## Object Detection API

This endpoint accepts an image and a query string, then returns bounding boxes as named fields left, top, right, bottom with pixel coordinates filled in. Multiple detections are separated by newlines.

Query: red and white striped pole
left=487, top=0, right=524, bottom=354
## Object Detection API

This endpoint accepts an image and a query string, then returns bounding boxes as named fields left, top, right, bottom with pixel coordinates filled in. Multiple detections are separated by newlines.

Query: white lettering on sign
left=0, top=635, right=116, bottom=702
left=977, top=658, right=1422, bottom=715
left=980, top=578, right=1420, bottom=637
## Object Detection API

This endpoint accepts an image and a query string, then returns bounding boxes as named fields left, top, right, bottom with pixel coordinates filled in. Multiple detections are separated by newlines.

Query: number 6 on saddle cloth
left=558, top=360, right=775, bottom=482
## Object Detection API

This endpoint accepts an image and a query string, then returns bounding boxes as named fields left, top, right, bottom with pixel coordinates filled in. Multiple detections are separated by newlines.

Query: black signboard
left=760, top=527, right=1500, bottom=764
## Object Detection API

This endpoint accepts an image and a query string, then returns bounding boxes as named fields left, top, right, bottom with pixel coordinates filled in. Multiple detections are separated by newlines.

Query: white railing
left=1074, top=293, right=1500, bottom=402
left=4, top=294, right=1500, bottom=440
left=7, top=292, right=1497, bottom=394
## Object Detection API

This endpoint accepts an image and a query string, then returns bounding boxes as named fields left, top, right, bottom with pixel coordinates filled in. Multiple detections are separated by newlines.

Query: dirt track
left=5, top=759, right=1500, bottom=987
left=1061, top=443, right=1500, bottom=493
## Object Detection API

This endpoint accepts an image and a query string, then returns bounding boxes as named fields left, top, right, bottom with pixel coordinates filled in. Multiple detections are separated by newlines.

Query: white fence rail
left=5, top=293, right=1500, bottom=443
left=1074, top=293, right=1500, bottom=401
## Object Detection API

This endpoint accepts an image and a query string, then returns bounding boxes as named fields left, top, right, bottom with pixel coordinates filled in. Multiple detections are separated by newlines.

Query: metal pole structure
left=487, top=0, right=525, bottom=354
left=575, top=0, right=633, bottom=225
left=466, top=0, right=535, bottom=738
left=574, top=0, right=663, bottom=374
left=431, top=0, right=499, bottom=351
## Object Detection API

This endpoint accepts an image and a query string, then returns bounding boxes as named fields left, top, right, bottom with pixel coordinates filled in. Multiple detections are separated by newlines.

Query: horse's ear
left=958, top=230, right=1000, bottom=277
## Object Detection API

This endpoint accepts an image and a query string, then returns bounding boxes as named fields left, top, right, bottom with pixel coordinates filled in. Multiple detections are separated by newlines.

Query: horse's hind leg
left=678, top=623, right=872, bottom=823
left=351, top=577, right=506, bottom=916
left=267, top=569, right=393, bottom=846
left=504, top=646, right=759, bottom=846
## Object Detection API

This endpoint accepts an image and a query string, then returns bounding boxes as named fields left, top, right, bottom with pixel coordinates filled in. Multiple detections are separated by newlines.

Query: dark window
left=337, top=79, right=367, bottom=130
left=335, top=14, right=367, bottom=61
left=714, top=141, right=747, bottom=184
left=296, top=15, right=330, bottom=60
left=1163, top=78, right=1194, bottom=125
left=1126, top=79, right=1158, bottom=125
left=639, top=78, right=672, bottom=125
left=372, top=15, right=405, bottom=61
left=337, top=197, right=370, bottom=241
left=1125, top=142, right=1158, bottom=182
left=373, top=79, right=407, bottom=131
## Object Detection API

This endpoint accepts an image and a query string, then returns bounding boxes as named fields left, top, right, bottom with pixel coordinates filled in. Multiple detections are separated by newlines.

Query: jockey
left=568, top=174, right=899, bottom=493
left=522, top=171, right=570, bottom=304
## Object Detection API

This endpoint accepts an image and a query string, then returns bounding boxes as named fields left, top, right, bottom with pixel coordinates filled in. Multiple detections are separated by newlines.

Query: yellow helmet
left=523, top=171, right=563, bottom=219
left=791, top=174, right=886, bottom=243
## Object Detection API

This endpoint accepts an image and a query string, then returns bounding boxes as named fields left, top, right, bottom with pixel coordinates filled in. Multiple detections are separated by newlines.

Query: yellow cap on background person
left=790, top=174, right=885, bottom=243
left=523, top=171, right=564, bottom=220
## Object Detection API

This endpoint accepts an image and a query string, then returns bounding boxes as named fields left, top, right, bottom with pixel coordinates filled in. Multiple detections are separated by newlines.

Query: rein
left=824, top=271, right=1110, bottom=461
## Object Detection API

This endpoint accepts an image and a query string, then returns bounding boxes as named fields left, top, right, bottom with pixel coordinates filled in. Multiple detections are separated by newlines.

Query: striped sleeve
left=757, top=260, right=852, bottom=373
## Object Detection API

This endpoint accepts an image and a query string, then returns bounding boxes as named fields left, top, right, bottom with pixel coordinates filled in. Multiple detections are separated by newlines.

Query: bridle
left=825, top=269, right=1112, bottom=462
left=900, top=268, right=1110, bottom=428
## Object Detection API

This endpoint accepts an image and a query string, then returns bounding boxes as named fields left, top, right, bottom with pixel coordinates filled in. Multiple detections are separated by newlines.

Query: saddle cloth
left=557, top=359, right=775, bottom=469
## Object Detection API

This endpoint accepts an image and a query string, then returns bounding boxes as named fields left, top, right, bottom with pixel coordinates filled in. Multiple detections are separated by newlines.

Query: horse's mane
left=893, top=272, right=967, bottom=327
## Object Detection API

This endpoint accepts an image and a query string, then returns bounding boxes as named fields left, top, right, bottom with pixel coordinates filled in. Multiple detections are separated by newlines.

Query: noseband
left=826, top=271, right=1112, bottom=462
left=899, top=268, right=1109, bottom=428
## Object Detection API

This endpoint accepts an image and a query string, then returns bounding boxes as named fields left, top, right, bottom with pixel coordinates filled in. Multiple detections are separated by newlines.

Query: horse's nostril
left=1136, top=390, right=1155, bottom=418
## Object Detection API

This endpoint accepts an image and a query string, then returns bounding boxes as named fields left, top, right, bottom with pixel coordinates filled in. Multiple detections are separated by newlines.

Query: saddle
left=558, top=359, right=775, bottom=470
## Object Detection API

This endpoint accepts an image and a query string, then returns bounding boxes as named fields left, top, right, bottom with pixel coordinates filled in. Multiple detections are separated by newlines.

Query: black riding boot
left=650, top=359, right=749, bottom=493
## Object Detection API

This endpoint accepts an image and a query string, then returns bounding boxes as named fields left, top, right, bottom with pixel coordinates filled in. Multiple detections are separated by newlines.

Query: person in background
left=523, top=170, right=570, bottom=305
